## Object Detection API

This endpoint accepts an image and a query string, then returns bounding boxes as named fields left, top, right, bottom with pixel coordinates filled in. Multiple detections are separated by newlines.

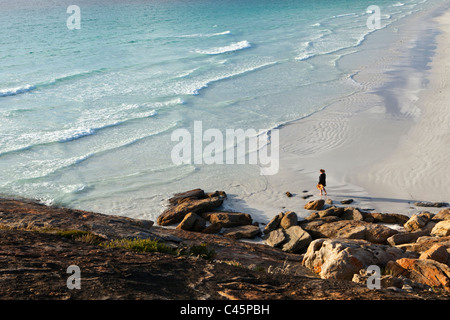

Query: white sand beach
left=352, top=9, right=450, bottom=209
left=227, top=4, right=450, bottom=222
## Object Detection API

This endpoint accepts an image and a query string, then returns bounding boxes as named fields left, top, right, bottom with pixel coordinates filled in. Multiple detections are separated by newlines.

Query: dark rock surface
left=0, top=197, right=449, bottom=300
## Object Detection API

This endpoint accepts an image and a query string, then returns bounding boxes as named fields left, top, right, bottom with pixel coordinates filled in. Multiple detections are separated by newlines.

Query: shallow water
left=0, top=0, right=445, bottom=220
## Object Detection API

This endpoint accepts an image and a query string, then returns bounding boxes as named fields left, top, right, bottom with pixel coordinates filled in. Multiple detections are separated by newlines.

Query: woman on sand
left=317, top=169, right=327, bottom=196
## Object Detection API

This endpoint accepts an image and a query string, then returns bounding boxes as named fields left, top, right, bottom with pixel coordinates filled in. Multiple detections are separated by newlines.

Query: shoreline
left=229, top=1, right=450, bottom=222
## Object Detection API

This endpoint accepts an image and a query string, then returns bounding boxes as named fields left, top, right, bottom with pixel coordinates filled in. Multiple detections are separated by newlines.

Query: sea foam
left=179, top=30, right=231, bottom=38
left=0, top=85, right=37, bottom=97
left=195, top=40, right=251, bottom=55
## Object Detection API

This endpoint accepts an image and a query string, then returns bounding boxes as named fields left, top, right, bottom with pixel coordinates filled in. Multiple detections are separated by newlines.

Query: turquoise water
left=0, top=0, right=445, bottom=219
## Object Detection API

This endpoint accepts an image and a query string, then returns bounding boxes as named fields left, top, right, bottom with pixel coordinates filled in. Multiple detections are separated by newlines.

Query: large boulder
left=302, top=238, right=405, bottom=280
left=176, top=212, right=199, bottom=231
left=265, top=228, right=287, bottom=248
left=265, top=226, right=312, bottom=253
left=281, top=226, right=312, bottom=253
left=280, top=211, right=298, bottom=229
left=340, top=207, right=364, bottom=221
left=177, top=212, right=206, bottom=232
left=263, top=212, right=284, bottom=234
left=300, top=219, right=398, bottom=244
left=304, top=199, right=325, bottom=211
left=404, top=212, right=434, bottom=232
left=431, top=220, right=450, bottom=237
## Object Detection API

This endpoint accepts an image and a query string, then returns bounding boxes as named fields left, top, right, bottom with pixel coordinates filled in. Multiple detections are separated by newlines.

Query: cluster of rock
left=291, top=199, right=450, bottom=292
left=157, top=190, right=450, bottom=293
left=156, top=189, right=261, bottom=240
left=2, top=191, right=449, bottom=300
left=263, top=199, right=406, bottom=254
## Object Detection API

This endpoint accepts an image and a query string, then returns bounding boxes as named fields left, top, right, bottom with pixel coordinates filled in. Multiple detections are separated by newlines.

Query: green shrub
left=101, top=238, right=176, bottom=254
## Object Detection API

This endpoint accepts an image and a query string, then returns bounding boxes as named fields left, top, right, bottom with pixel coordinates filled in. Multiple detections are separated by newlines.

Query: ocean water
left=0, top=0, right=445, bottom=220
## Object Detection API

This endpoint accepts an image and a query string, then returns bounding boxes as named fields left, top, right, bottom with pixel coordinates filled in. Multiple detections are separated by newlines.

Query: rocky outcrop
left=251, top=196, right=450, bottom=294
left=0, top=198, right=154, bottom=240
left=6, top=196, right=438, bottom=301
left=2, top=228, right=434, bottom=301
left=1, top=192, right=450, bottom=300
left=156, top=193, right=225, bottom=226
left=296, top=203, right=450, bottom=293
left=156, top=189, right=261, bottom=240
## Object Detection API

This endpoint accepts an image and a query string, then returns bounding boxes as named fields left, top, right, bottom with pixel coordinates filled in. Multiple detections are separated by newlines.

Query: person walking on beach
left=317, top=169, right=327, bottom=196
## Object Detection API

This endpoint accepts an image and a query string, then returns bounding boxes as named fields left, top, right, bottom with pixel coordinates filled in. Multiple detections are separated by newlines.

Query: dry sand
left=230, top=4, right=450, bottom=222
left=351, top=9, right=450, bottom=207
